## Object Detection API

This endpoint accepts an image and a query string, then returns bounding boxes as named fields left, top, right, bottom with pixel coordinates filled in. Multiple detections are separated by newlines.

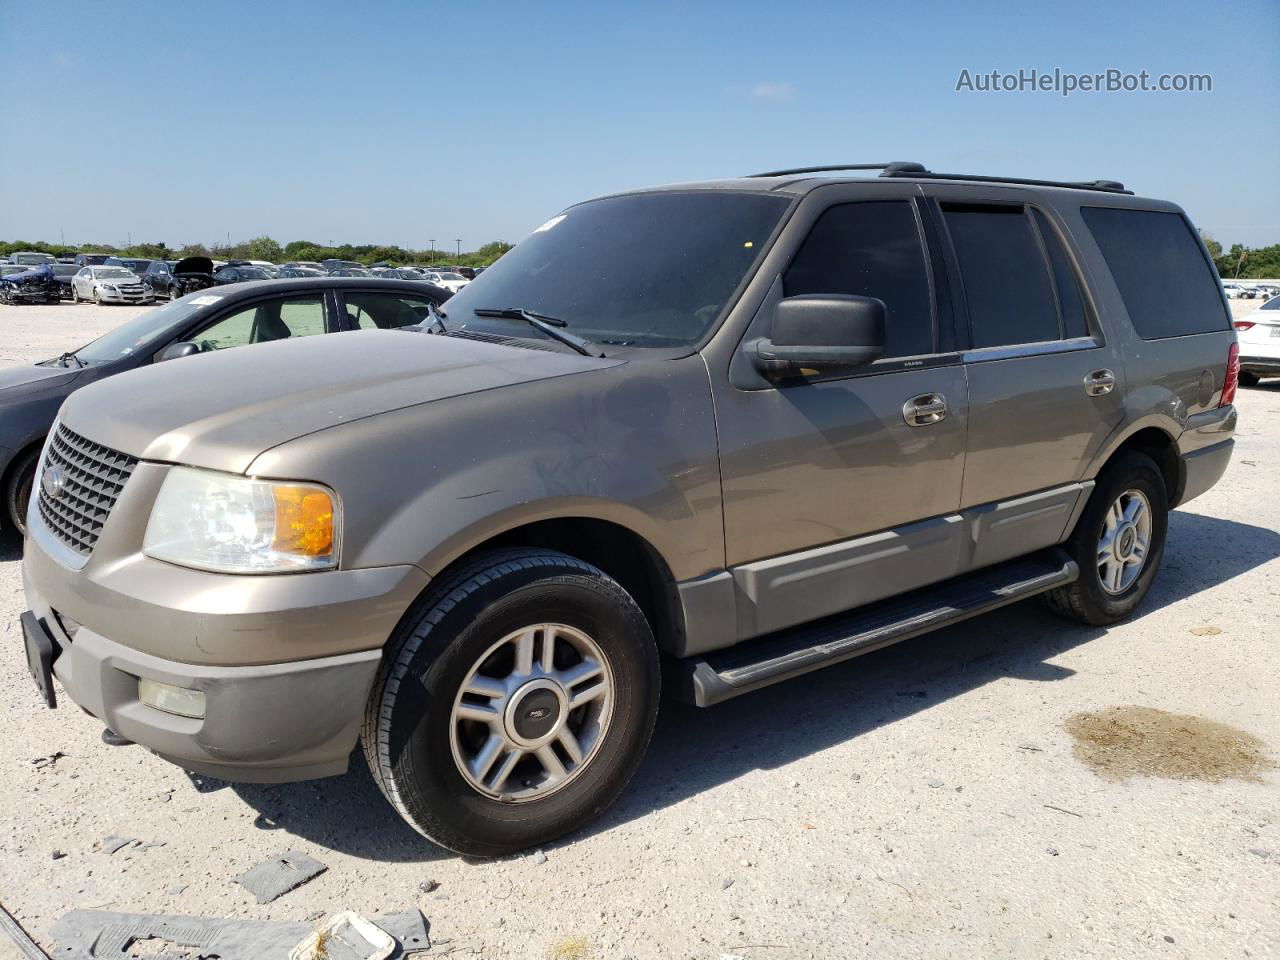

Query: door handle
left=1084, top=369, right=1116, bottom=397
left=903, top=393, right=948, bottom=427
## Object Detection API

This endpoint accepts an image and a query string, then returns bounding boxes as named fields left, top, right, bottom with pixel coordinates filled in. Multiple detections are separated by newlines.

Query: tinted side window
left=944, top=205, right=1058, bottom=349
left=783, top=201, right=934, bottom=358
left=1031, top=209, right=1089, bottom=340
left=1080, top=207, right=1230, bottom=338
left=193, top=296, right=327, bottom=351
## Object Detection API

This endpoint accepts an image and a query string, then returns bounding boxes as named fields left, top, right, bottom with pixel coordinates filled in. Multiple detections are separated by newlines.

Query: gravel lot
left=1, top=300, right=1277, bottom=960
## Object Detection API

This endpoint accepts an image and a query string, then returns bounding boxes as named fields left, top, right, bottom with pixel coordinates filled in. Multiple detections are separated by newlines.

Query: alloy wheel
left=449, top=623, right=614, bottom=802
left=1097, top=488, right=1152, bottom=594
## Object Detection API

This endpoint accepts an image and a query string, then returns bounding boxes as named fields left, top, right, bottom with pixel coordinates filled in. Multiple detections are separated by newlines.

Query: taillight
left=1234, top=320, right=1255, bottom=331
left=1220, top=342, right=1240, bottom=407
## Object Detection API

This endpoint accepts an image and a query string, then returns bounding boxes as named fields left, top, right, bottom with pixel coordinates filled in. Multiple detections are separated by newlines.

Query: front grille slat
left=37, top=424, right=137, bottom=557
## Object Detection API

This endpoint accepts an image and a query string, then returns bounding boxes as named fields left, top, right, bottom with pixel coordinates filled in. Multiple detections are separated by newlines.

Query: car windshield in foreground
left=442, top=191, right=790, bottom=347
left=72, top=298, right=207, bottom=364
left=96, top=268, right=136, bottom=279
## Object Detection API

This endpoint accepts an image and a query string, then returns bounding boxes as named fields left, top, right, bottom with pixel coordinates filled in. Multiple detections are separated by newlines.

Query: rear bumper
left=1239, top=355, right=1280, bottom=375
left=1177, top=438, right=1233, bottom=507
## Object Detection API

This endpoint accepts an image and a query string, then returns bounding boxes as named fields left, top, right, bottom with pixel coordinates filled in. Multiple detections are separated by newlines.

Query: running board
left=667, top=551, right=1077, bottom=706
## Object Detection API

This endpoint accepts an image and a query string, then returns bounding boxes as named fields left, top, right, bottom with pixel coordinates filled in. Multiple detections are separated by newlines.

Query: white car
left=70, top=266, right=156, bottom=305
left=423, top=270, right=470, bottom=293
left=1235, top=295, right=1280, bottom=386
left=1222, top=282, right=1246, bottom=298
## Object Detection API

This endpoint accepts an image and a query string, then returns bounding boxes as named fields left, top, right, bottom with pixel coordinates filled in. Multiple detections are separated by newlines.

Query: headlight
left=103, top=284, right=118, bottom=291
left=143, top=467, right=339, bottom=573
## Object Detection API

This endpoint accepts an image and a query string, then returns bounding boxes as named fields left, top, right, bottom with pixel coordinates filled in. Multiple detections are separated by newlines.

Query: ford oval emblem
left=41, top=464, right=66, bottom=500
left=525, top=706, right=551, bottom=722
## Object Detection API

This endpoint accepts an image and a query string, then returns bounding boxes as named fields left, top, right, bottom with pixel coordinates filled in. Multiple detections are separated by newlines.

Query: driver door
left=713, top=186, right=970, bottom=640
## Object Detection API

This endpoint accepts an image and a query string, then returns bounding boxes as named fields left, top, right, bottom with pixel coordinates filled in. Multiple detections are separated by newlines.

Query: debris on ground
left=1064, top=705, right=1272, bottom=783
left=418, top=879, right=439, bottom=894
left=0, top=902, right=51, bottom=960
left=49, top=909, right=428, bottom=960
left=236, top=851, right=328, bottom=904
left=31, top=752, right=66, bottom=770
left=289, top=912, right=394, bottom=960
left=530, top=850, right=547, bottom=866
left=1189, top=625, right=1224, bottom=636
left=96, top=836, right=136, bottom=855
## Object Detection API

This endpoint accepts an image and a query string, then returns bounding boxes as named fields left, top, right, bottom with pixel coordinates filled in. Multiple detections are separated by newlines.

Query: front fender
left=248, top=356, right=725, bottom=584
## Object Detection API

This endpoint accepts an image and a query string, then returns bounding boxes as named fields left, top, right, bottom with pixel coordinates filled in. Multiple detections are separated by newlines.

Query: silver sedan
left=70, top=266, right=156, bottom=305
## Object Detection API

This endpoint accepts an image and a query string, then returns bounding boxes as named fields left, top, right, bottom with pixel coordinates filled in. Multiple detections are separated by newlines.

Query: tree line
left=1199, top=233, right=1280, bottom=280
left=0, top=237, right=514, bottom=269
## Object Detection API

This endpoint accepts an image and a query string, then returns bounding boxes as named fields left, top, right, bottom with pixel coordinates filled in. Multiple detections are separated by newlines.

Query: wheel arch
left=423, top=516, right=687, bottom=657
left=1095, top=425, right=1183, bottom=506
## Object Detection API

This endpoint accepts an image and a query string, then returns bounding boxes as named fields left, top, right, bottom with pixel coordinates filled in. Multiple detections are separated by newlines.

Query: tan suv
left=20, top=163, right=1238, bottom=855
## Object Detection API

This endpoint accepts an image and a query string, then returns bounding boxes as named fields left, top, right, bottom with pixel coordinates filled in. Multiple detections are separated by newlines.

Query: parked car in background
left=321, top=259, right=365, bottom=273
left=283, top=261, right=327, bottom=272
left=104, top=257, right=156, bottom=278
left=8, top=251, right=57, bottom=267
left=132, top=260, right=178, bottom=298
left=328, top=266, right=376, bottom=277
left=0, top=265, right=29, bottom=280
left=1235, top=295, right=1280, bottom=386
left=50, top=263, right=79, bottom=299
left=70, top=265, right=155, bottom=304
left=74, top=253, right=111, bottom=267
left=372, top=267, right=426, bottom=280
left=0, top=263, right=60, bottom=303
left=422, top=269, right=470, bottom=293
left=0, top=276, right=449, bottom=535
left=278, top=266, right=327, bottom=279
left=212, top=264, right=275, bottom=285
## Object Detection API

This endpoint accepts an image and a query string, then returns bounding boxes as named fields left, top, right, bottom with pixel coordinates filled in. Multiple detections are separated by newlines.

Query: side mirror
left=155, top=341, right=199, bottom=363
left=749, top=294, right=886, bottom=378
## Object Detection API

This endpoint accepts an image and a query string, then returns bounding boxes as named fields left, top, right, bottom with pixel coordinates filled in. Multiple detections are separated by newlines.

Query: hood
left=174, top=256, right=213, bottom=275
left=0, top=363, right=82, bottom=399
left=59, top=330, right=621, bottom=474
left=5, top=265, right=53, bottom=283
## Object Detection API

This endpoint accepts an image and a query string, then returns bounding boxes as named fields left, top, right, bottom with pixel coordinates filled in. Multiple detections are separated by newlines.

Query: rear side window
left=1080, top=207, right=1230, bottom=338
left=783, top=201, right=934, bottom=357
left=943, top=205, right=1058, bottom=348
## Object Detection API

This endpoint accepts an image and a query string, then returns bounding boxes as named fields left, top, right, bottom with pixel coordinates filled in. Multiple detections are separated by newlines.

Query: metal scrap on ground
left=48, top=908, right=429, bottom=959
left=235, top=851, right=328, bottom=904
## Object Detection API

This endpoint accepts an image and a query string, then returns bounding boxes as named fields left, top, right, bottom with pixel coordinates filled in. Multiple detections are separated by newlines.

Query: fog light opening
left=138, top=678, right=206, bottom=719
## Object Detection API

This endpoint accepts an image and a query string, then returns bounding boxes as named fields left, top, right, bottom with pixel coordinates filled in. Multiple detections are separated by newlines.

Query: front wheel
left=362, top=549, right=660, bottom=856
left=5, top=448, right=39, bottom=537
left=1044, top=452, right=1168, bottom=626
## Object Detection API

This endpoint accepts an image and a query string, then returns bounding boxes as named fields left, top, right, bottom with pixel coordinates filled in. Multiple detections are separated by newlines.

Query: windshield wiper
left=472, top=308, right=605, bottom=358
left=57, top=351, right=85, bottom=369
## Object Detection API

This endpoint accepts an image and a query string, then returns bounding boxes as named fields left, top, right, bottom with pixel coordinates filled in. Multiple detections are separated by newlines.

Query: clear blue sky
left=2, top=0, right=1276, bottom=250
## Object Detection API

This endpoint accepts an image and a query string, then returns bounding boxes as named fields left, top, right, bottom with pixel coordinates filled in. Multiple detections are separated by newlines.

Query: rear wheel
left=362, top=549, right=660, bottom=856
left=1044, top=452, right=1168, bottom=626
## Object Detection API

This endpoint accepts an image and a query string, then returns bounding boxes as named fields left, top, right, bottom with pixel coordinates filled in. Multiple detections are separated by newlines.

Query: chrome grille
left=37, top=425, right=138, bottom=557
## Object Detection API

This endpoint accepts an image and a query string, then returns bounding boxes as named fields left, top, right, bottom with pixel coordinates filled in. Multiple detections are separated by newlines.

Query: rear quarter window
left=1080, top=207, right=1230, bottom=339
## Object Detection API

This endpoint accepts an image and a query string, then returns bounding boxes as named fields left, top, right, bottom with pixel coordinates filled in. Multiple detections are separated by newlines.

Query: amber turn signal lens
left=271, top=486, right=335, bottom=557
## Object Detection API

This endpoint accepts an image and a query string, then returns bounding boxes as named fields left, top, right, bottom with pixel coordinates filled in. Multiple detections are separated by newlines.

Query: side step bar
left=667, top=551, right=1078, bottom=707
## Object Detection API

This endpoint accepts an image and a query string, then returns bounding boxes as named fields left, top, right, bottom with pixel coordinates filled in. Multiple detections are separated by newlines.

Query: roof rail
left=746, top=161, right=926, bottom=178
left=877, top=167, right=1131, bottom=194
left=745, top=162, right=1131, bottom=194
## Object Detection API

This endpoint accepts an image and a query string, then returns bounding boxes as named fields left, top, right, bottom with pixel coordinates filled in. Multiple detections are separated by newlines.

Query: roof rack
left=747, top=161, right=926, bottom=178
left=747, top=162, right=1131, bottom=194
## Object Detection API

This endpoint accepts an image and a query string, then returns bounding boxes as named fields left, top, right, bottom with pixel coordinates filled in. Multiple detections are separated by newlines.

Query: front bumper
left=21, top=463, right=430, bottom=782
left=97, top=289, right=155, bottom=304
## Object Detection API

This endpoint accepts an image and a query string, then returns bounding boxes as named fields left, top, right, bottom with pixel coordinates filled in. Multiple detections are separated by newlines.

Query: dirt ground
left=0, top=299, right=1277, bottom=959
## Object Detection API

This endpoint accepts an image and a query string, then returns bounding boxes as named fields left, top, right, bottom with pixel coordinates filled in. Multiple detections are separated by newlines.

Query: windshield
left=95, top=268, right=136, bottom=279
left=1, top=266, right=27, bottom=276
left=437, top=272, right=465, bottom=281
left=443, top=191, right=789, bottom=347
left=73, top=298, right=208, bottom=364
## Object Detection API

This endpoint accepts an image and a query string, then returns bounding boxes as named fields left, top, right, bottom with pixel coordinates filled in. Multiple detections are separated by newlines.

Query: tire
left=362, top=548, right=660, bottom=857
left=70, top=286, right=79, bottom=303
left=1238, top=371, right=1260, bottom=387
left=93, top=287, right=103, bottom=305
left=1043, top=451, right=1168, bottom=626
left=4, top=448, right=39, bottom=537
